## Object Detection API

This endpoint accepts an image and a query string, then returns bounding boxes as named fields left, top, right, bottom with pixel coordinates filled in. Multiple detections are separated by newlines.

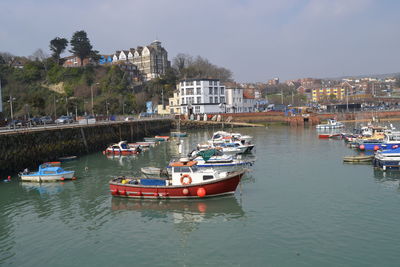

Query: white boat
left=374, top=147, right=400, bottom=171
left=19, top=162, right=75, bottom=182
left=316, top=119, right=345, bottom=129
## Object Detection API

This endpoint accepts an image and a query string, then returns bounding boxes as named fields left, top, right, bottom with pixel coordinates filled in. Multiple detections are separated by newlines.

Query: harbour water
left=1, top=126, right=400, bottom=266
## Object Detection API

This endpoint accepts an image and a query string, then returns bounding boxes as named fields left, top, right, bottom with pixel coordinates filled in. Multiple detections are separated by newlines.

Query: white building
left=176, top=79, right=226, bottom=114
left=243, top=92, right=256, bottom=112
left=225, top=86, right=243, bottom=113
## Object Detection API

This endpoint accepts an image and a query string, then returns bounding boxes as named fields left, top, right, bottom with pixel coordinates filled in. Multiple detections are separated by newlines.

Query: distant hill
left=325, top=72, right=400, bottom=81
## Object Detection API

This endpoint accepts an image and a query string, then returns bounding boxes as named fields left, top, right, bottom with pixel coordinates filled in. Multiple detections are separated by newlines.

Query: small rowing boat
left=343, top=155, right=374, bottom=163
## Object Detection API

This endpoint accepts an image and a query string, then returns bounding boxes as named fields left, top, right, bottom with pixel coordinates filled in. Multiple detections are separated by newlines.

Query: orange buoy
left=359, top=145, right=365, bottom=150
left=153, top=192, right=158, bottom=197
left=111, top=189, right=118, bottom=195
left=119, top=190, right=126, bottom=196
left=374, top=145, right=379, bottom=151
left=197, top=187, right=206, bottom=198
left=7, top=176, right=11, bottom=181
left=60, top=177, right=65, bottom=181
left=182, top=188, right=189, bottom=195
left=72, top=177, right=77, bottom=180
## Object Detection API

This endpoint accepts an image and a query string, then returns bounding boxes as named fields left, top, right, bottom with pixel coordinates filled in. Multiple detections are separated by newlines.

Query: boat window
left=43, top=171, right=56, bottom=174
left=173, top=167, right=182, bottom=173
left=203, top=175, right=214, bottom=181
left=180, top=167, right=191, bottom=173
left=191, top=166, right=198, bottom=172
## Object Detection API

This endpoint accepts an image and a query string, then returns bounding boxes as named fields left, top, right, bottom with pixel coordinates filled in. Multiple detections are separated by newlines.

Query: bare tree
left=29, top=49, right=49, bottom=61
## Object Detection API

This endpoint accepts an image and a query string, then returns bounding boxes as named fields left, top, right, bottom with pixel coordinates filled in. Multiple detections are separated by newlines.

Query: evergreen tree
left=69, top=31, right=93, bottom=66
left=49, top=37, right=68, bottom=64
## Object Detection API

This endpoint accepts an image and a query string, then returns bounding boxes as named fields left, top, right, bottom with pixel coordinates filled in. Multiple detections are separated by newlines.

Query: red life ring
left=180, top=174, right=192, bottom=185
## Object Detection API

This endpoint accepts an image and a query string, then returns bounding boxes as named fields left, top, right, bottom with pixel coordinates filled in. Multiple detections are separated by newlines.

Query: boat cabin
left=384, top=132, right=400, bottom=143
left=170, top=160, right=224, bottom=185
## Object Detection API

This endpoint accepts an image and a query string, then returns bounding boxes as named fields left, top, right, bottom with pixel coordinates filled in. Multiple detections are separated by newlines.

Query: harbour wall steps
left=0, top=119, right=172, bottom=175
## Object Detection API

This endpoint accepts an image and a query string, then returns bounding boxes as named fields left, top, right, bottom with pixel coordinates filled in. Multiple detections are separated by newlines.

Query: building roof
left=243, top=91, right=255, bottom=99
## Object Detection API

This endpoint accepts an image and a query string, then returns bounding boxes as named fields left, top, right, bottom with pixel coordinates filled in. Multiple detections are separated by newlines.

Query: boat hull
left=105, top=149, right=138, bottom=155
left=109, top=171, right=245, bottom=199
left=20, top=171, right=75, bottom=182
left=374, top=158, right=400, bottom=170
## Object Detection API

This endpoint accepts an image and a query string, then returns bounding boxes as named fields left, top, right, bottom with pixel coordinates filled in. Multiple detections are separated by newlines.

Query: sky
left=0, top=0, right=399, bottom=82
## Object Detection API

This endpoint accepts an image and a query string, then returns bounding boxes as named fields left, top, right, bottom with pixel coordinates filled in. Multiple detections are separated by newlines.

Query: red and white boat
left=109, top=159, right=246, bottom=199
left=104, top=141, right=141, bottom=155
left=318, top=133, right=341, bottom=139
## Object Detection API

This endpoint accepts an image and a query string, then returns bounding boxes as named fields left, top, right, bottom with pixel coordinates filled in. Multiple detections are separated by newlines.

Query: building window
left=209, top=97, right=213, bottom=103
left=181, top=89, right=185, bottom=95
left=187, top=88, right=194, bottom=95
left=220, top=88, right=224, bottom=95
left=196, top=87, right=201, bottom=95
left=197, top=97, right=201, bottom=103
left=209, top=87, right=213, bottom=94
left=215, top=97, right=218, bottom=103
left=220, top=96, right=225, bottom=103
left=181, top=98, right=185, bottom=104
left=214, top=88, right=218, bottom=95
left=195, top=106, right=200, bottom=113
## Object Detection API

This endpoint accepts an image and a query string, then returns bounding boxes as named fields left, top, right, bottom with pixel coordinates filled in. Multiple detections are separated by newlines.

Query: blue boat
left=19, top=162, right=75, bottom=182
left=374, top=146, right=400, bottom=171
left=358, top=132, right=400, bottom=151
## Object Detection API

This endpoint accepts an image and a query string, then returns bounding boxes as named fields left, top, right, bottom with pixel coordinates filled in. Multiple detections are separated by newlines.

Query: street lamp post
left=91, top=82, right=99, bottom=116
left=106, top=101, right=109, bottom=120
left=8, top=96, right=15, bottom=121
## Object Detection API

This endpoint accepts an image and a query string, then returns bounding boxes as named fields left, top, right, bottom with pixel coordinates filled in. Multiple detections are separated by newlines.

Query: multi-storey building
left=111, top=40, right=170, bottom=81
left=175, top=79, right=226, bottom=114
left=312, top=87, right=347, bottom=102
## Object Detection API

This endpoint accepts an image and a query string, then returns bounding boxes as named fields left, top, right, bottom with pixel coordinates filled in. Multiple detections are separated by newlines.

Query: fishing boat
left=212, top=131, right=253, bottom=143
left=343, top=155, right=374, bottom=163
left=135, top=141, right=156, bottom=147
left=374, top=147, right=400, bottom=171
left=104, top=141, right=141, bottom=155
left=58, top=155, right=78, bottom=162
left=316, top=119, right=345, bottom=130
left=318, top=133, right=341, bottom=139
left=109, top=159, right=246, bottom=199
left=19, top=162, right=75, bottom=182
left=155, top=136, right=170, bottom=141
left=171, top=131, right=187, bottom=137
left=144, top=137, right=158, bottom=142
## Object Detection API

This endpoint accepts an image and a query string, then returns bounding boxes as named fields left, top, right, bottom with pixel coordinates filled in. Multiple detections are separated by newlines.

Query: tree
left=30, top=49, right=49, bottom=62
left=49, top=37, right=68, bottom=64
left=69, top=30, right=93, bottom=66
left=172, top=54, right=233, bottom=82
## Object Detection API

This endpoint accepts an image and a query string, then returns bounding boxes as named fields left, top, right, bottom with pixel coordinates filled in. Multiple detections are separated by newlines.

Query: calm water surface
left=1, top=126, right=400, bottom=266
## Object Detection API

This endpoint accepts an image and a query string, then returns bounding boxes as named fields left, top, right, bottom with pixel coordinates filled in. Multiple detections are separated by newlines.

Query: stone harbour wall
left=0, top=119, right=172, bottom=175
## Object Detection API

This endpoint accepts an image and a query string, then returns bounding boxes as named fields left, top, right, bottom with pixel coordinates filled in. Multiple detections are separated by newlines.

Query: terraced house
left=110, top=40, right=170, bottom=81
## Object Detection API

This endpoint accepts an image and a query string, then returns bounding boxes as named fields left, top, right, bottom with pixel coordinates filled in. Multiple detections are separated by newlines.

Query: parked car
left=7, top=119, right=25, bottom=128
left=28, top=117, right=41, bottom=126
left=55, top=115, right=74, bottom=124
left=124, top=117, right=135, bottom=121
left=40, top=116, right=53, bottom=124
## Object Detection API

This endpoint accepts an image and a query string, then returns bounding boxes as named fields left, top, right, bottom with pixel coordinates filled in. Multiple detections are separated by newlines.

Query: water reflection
left=105, top=154, right=138, bottom=166
left=372, top=169, right=400, bottom=190
left=111, top=195, right=245, bottom=227
left=20, top=182, right=66, bottom=196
